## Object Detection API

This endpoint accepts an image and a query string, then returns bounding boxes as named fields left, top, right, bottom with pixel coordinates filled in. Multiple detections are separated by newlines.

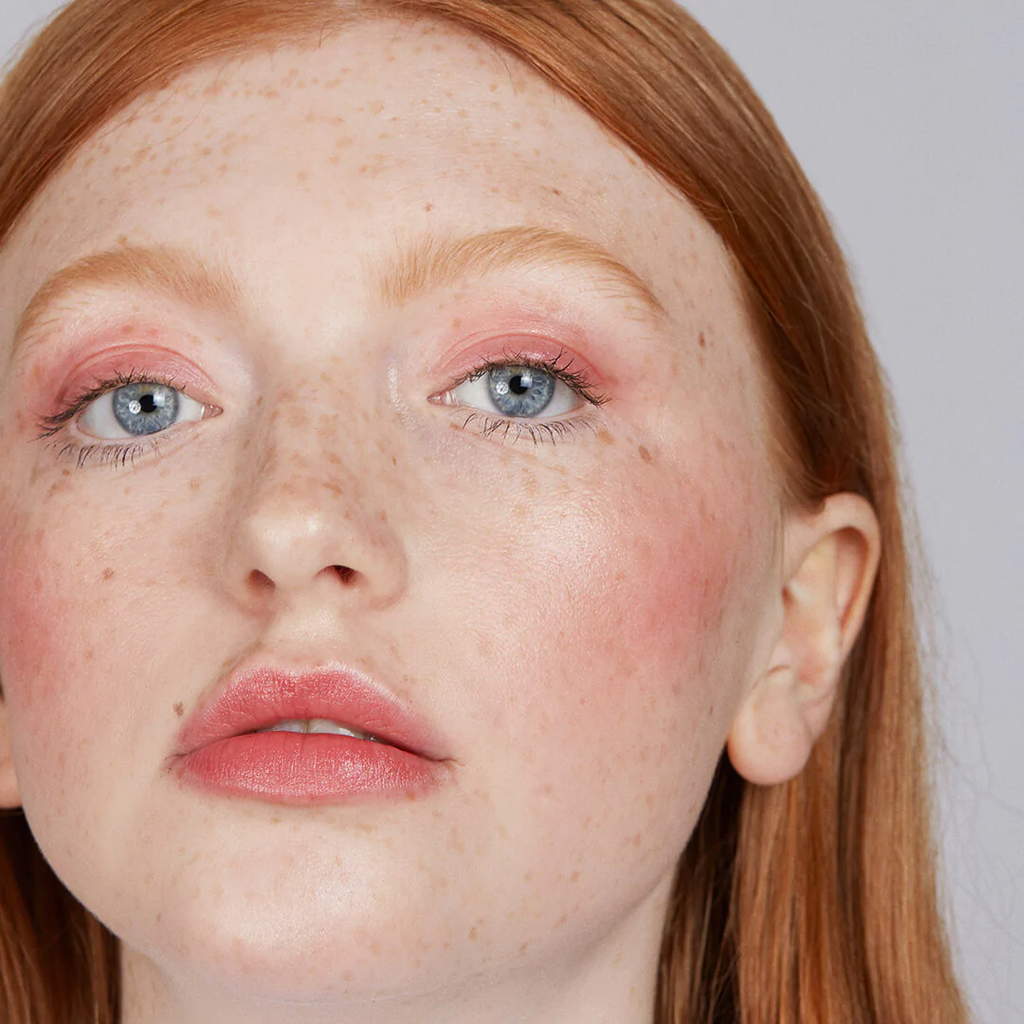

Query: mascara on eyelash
left=454, top=348, right=609, bottom=408
left=35, top=369, right=189, bottom=440
left=49, top=439, right=154, bottom=470
left=460, top=412, right=596, bottom=446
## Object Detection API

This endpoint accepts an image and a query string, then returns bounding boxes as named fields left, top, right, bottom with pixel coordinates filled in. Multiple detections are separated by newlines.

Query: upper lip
left=173, top=662, right=449, bottom=761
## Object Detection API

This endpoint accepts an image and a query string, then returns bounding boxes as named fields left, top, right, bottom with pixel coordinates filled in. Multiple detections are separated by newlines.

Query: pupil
left=140, top=394, right=158, bottom=414
left=510, top=374, right=530, bottom=395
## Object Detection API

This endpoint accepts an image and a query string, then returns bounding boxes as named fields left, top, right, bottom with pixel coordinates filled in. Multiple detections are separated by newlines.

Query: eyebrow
left=10, top=226, right=666, bottom=359
left=373, top=225, right=667, bottom=319
left=11, top=246, right=243, bottom=359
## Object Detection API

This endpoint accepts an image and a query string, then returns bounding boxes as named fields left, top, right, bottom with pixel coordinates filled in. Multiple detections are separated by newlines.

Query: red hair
left=0, top=2, right=969, bottom=1021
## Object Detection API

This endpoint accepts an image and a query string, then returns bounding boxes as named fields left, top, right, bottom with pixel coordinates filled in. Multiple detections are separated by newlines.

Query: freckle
left=632, top=831, right=642, bottom=847
left=84, top=647, right=95, bottom=662
left=597, top=429, right=614, bottom=446
left=297, top=170, right=309, bottom=184
left=173, top=702, right=184, bottom=718
left=638, top=445, right=653, bottom=464
left=102, top=568, right=115, bottom=581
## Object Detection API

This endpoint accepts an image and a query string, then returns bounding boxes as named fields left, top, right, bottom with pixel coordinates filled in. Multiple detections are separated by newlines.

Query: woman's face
left=0, top=17, right=782, bottom=1020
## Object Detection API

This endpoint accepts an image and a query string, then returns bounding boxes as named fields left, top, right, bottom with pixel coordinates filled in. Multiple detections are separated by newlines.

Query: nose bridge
left=229, top=376, right=406, bottom=606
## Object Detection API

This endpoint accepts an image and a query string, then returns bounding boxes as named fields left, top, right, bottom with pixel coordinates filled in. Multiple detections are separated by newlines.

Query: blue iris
left=487, top=366, right=556, bottom=417
left=111, top=383, right=180, bottom=436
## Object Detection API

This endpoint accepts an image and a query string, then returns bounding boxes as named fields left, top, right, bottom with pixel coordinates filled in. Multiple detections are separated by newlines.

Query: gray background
left=2, top=0, right=1021, bottom=1020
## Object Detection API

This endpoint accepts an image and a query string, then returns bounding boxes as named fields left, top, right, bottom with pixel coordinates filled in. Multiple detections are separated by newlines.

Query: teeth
left=254, top=719, right=378, bottom=741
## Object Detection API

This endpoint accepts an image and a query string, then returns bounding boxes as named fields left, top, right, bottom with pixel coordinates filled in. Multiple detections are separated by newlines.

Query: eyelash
left=445, top=348, right=608, bottom=446
left=34, top=348, right=608, bottom=468
left=35, top=368, right=184, bottom=469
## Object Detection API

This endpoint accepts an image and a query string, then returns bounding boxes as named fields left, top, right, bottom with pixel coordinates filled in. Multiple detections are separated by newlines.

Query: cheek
left=425, top=450, right=769, bottom=885
left=0, top=477, right=212, bottom=745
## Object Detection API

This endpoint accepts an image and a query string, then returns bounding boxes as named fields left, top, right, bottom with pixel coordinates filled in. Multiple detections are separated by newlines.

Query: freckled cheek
left=0, top=481, right=221, bottom=726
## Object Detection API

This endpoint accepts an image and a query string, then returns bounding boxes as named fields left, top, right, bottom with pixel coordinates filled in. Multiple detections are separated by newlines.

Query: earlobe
left=0, top=696, right=22, bottom=810
left=727, top=492, right=881, bottom=787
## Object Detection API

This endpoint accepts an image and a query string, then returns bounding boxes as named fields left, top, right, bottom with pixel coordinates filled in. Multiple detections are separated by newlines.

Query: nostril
left=327, top=565, right=357, bottom=585
left=248, top=569, right=275, bottom=594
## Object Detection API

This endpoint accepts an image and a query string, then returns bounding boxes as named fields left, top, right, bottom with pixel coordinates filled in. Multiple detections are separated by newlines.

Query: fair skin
left=0, top=18, right=879, bottom=1024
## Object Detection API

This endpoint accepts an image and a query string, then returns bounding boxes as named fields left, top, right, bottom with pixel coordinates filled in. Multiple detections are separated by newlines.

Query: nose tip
left=227, top=460, right=407, bottom=612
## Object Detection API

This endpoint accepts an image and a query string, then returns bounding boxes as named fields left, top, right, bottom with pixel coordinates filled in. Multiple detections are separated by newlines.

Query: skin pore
left=0, top=16, right=879, bottom=1024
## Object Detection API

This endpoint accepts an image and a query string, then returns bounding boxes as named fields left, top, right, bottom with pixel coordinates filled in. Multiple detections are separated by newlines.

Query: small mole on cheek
left=173, top=702, right=185, bottom=718
left=638, top=445, right=654, bottom=465
left=699, top=332, right=707, bottom=349
left=188, top=478, right=202, bottom=493
left=102, top=568, right=115, bottom=582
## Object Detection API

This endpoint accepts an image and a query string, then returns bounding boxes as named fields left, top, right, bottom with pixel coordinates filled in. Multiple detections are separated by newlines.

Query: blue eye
left=486, top=366, right=556, bottom=417
left=448, top=364, right=582, bottom=419
left=78, top=382, right=206, bottom=439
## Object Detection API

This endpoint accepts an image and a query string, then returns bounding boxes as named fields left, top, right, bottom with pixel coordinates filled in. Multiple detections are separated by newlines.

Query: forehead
left=0, top=16, right=766, bottom=432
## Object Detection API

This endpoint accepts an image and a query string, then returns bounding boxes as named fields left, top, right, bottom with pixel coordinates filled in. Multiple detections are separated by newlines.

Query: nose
left=223, top=414, right=408, bottom=613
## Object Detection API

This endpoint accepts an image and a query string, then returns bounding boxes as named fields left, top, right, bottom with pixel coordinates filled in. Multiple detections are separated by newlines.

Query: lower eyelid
left=458, top=411, right=597, bottom=446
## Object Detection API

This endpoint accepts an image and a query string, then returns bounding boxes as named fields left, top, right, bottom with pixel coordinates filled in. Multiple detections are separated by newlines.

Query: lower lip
left=172, top=732, right=446, bottom=805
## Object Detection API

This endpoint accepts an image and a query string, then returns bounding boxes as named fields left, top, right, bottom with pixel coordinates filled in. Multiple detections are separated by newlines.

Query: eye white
left=77, top=386, right=206, bottom=440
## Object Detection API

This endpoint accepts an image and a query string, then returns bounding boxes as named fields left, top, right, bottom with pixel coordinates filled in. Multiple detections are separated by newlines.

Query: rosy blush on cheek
left=468, top=444, right=768, bottom=842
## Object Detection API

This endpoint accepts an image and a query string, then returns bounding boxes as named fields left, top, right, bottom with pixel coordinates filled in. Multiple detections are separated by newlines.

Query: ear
left=0, top=692, right=22, bottom=809
left=727, top=493, right=881, bottom=787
